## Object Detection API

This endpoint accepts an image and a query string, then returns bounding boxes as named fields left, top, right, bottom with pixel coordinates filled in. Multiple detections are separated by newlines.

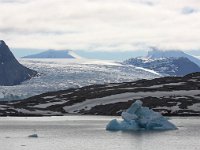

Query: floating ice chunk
left=106, top=100, right=177, bottom=131
left=106, top=119, right=140, bottom=131
left=121, top=112, right=138, bottom=121
left=28, top=129, right=38, bottom=138
left=126, top=100, right=143, bottom=114
left=106, top=119, right=122, bottom=131
left=28, top=134, right=38, bottom=138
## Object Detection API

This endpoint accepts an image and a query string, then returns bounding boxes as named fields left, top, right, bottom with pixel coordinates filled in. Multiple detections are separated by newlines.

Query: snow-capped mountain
left=0, top=40, right=37, bottom=86
left=147, top=48, right=200, bottom=66
left=23, top=50, right=82, bottom=59
left=0, top=72, right=200, bottom=116
left=124, top=57, right=200, bottom=76
left=124, top=48, right=200, bottom=76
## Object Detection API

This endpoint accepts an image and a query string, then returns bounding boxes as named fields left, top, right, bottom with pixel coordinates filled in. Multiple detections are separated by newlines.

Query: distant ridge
left=147, top=48, right=200, bottom=66
left=23, top=50, right=82, bottom=59
left=124, top=48, right=200, bottom=76
left=0, top=40, right=37, bottom=86
left=124, top=57, right=200, bottom=76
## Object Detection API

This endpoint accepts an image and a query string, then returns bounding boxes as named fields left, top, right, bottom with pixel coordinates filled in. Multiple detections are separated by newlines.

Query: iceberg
left=106, top=100, right=177, bottom=131
left=28, top=129, right=38, bottom=138
left=28, top=134, right=38, bottom=138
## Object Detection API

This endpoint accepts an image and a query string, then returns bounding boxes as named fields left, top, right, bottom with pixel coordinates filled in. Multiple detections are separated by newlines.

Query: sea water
left=0, top=116, right=199, bottom=150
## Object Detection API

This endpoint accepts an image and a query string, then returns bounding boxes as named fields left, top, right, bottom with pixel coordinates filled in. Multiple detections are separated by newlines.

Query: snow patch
left=64, top=90, right=200, bottom=113
left=33, top=101, right=67, bottom=108
left=42, top=96, right=57, bottom=99
left=135, top=66, right=161, bottom=76
left=188, top=103, right=200, bottom=111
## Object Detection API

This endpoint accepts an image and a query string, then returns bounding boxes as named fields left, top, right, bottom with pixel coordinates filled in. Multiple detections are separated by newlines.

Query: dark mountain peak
left=0, top=40, right=6, bottom=45
left=0, top=40, right=17, bottom=63
left=0, top=40, right=37, bottom=86
left=23, top=49, right=82, bottom=59
left=0, top=40, right=9, bottom=50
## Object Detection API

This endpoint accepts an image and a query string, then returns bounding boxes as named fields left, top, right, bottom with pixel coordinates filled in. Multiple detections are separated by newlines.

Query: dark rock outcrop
left=0, top=40, right=37, bottom=86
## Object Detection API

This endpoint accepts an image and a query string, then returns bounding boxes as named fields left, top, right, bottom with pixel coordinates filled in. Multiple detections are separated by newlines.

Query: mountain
left=23, top=50, right=82, bottom=59
left=0, top=40, right=37, bottom=86
left=0, top=72, right=200, bottom=116
left=124, top=57, right=200, bottom=76
left=147, top=48, right=200, bottom=66
left=123, top=48, right=200, bottom=76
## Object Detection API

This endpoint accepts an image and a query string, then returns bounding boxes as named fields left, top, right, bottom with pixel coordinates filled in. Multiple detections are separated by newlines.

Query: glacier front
left=106, top=100, right=177, bottom=131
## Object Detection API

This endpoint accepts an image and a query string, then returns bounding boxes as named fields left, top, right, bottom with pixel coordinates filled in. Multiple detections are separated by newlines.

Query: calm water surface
left=0, top=116, right=199, bottom=150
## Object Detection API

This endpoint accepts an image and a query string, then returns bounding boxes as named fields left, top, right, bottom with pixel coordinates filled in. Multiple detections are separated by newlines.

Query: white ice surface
left=33, top=101, right=67, bottom=109
left=0, top=59, right=159, bottom=101
left=42, top=96, right=57, bottom=99
left=187, top=103, right=200, bottom=111
left=15, top=108, right=61, bottom=115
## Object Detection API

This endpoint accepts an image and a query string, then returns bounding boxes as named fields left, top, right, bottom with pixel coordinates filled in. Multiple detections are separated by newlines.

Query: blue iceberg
left=106, top=100, right=177, bottom=131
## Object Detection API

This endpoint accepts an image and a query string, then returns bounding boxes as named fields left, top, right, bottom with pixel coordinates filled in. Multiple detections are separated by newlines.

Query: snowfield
left=0, top=58, right=160, bottom=101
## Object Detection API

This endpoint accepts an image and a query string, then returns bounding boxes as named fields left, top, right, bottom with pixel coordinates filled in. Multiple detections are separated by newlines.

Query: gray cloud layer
left=0, top=0, right=200, bottom=51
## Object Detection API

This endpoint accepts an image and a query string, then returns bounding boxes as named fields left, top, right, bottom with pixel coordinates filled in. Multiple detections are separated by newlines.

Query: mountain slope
left=0, top=40, right=37, bottom=86
left=124, top=48, right=200, bottom=76
left=23, top=50, right=82, bottom=59
left=0, top=72, right=200, bottom=116
left=147, top=48, right=200, bottom=66
left=124, top=57, right=200, bottom=76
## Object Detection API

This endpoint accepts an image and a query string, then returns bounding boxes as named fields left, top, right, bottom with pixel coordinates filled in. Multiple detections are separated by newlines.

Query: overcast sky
left=0, top=0, right=200, bottom=53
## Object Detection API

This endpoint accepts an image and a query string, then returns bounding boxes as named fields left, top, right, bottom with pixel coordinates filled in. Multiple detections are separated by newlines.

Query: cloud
left=0, top=0, right=27, bottom=3
left=0, top=0, right=200, bottom=51
left=182, top=7, right=198, bottom=14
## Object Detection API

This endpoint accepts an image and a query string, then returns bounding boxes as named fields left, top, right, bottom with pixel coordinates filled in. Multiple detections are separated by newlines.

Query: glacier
left=106, top=100, right=177, bottom=131
left=0, top=59, right=160, bottom=101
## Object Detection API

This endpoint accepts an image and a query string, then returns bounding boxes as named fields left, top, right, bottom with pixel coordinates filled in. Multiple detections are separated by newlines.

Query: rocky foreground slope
left=0, top=72, right=200, bottom=116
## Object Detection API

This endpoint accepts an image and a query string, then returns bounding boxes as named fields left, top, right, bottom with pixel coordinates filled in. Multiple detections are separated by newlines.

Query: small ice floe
left=106, top=100, right=177, bottom=131
left=28, top=129, right=38, bottom=138
left=28, top=134, right=38, bottom=138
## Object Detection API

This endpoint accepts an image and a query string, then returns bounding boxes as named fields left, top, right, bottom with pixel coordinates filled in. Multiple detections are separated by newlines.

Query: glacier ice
left=106, top=100, right=177, bottom=131
left=0, top=59, right=159, bottom=101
